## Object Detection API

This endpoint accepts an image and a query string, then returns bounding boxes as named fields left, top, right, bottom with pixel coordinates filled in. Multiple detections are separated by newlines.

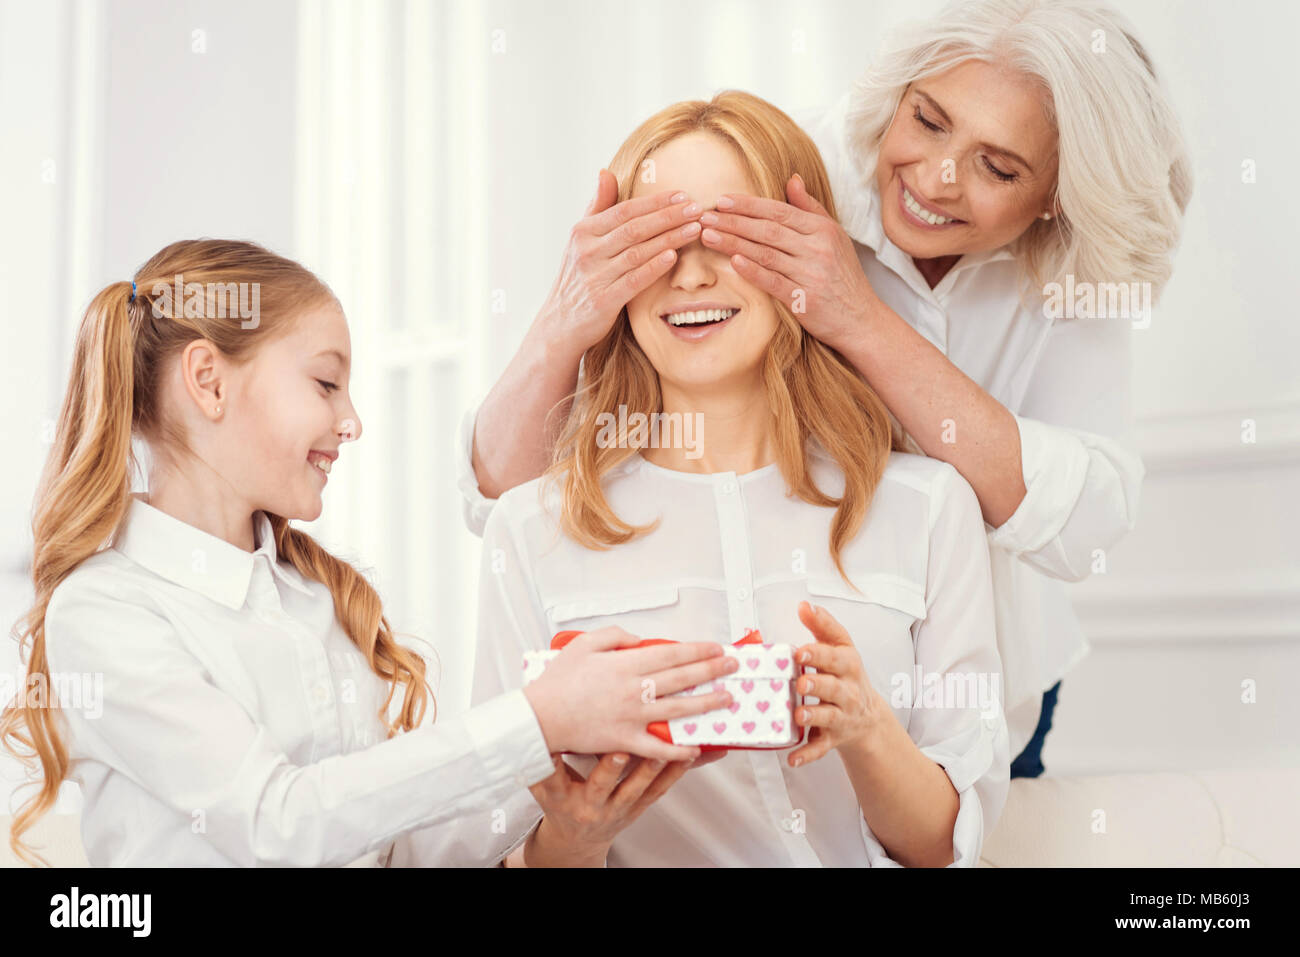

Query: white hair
left=845, top=0, right=1193, bottom=306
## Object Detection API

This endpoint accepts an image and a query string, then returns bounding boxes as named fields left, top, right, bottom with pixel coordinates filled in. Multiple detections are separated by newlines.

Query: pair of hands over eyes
left=521, top=601, right=890, bottom=865
left=540, top=168, right=875, bottom=358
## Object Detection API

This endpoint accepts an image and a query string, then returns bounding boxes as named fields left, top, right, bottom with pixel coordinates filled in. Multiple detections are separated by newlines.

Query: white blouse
left=796, top=92, right=1146, bottom=755
left=461, top=443, right=1009, bottom=867
left=456, top=89, right=1146, bottom=761
left=42, top=494, right=556, bottom=867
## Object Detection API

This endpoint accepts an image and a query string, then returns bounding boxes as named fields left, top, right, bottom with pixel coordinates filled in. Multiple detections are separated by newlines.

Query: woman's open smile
left=896, top=177, right=967, bottom=230
left=659, top=301, right=742, bottom=342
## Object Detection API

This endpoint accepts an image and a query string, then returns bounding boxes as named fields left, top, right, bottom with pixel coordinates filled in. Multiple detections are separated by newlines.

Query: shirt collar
left=114, top=494, right=316, bottom=609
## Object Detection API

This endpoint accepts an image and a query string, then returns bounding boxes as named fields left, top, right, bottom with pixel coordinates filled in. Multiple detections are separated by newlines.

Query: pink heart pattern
left=522, top=640, right=801, bottom=748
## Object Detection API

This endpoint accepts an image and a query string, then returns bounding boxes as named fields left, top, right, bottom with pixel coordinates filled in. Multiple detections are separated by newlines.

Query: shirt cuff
left=464, top=688, right=557, bottom=791
left=987, top=413, right=1091, bottom=555
left=858, top=766, right=987, bottom=868
left=858, top=714, right=1001, bottom=867
left=456, top=398, right=498, bottom=539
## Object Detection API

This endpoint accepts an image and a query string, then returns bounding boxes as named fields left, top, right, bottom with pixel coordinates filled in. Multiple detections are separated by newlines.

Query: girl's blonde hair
left=844, top=0, right=1193, bottom=305
left=1, top=239, right=434, bottom=866
left=541, top=90, right=911, bottom=590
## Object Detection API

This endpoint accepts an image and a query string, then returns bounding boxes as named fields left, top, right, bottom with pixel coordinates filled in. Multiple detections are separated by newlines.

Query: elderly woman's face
left=874, top=59, right=1059, bottom=260
left=626, top=130, right=780, bottom=395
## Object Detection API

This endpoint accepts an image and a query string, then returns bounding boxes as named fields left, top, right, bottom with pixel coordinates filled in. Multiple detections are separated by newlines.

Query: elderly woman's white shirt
left=462, top=445, right=1008, bottom=867
left=793, top=92, right=1146, bottom=753
left=457, top=92, right=1145, bottom=759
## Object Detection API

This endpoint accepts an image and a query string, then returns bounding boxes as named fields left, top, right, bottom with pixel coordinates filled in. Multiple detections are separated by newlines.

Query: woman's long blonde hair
left=1, top=239, right=434, bottom=866
left=542, top=91, right=910, bottom=590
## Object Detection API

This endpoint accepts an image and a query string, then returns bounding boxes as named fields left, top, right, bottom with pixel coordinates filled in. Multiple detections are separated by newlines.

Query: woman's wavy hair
left=1, top=239, right=434, bottom=866
left=844, top=0, right=1193, bottom=307
left=541, top=90, right=911, bottom=590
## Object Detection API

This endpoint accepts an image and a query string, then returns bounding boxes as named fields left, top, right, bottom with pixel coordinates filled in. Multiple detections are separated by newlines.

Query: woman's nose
left=916, top=159, right=959, bottom=201
left=338, top=413, right=361, bottom=443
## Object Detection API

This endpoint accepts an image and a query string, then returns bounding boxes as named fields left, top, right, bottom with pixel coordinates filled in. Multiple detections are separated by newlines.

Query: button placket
left=713, top=473, right=819, bottom=864
left=712, top=474, right=755, bottom=636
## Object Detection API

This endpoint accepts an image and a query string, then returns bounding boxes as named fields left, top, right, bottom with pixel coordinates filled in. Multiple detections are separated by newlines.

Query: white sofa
left=4, top=768, right=1296, bottom=867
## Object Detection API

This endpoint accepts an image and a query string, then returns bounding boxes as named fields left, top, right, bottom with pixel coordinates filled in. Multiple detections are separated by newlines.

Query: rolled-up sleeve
left=861, top=464, right=1010, bottom=867
left=987, top=316, right=1145, bottom=582
left=45, top=575, right=556, bottom=868
left=456, top=394, right=499, bottom=539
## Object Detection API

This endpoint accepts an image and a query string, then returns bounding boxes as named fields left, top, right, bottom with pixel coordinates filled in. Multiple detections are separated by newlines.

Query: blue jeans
left=1009, top=681, right=1061, bottom=779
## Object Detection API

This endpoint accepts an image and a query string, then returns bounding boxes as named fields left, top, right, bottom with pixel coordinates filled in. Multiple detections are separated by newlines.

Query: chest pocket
left=805, top=573, right=927, bottom=628
left=545, top=585, right=680, bottom=638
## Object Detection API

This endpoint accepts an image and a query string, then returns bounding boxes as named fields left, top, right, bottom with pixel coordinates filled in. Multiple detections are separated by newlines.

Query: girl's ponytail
left=3, top=239, right=434, bottom=866
left=1, top=281, right=140, bottom=866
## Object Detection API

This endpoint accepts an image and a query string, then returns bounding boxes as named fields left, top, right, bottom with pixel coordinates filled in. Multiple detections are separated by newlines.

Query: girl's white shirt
left=457, top=91, right=1145, bottom=761
left=466, top=445, right=1009, bottom=867
left=41, top=493, right=556, bottom=867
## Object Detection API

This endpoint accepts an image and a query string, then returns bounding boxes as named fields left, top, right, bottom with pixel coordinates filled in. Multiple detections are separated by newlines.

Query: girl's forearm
left=836, top=295, right=1027, bottom=528
left=472, top=310, right=586, bottom=500
left=838, top=714, right=960, bottom=867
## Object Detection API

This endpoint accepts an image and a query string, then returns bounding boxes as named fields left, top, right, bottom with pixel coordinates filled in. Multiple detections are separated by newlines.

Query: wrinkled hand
left=540, top=169, right=705, bottom=351
left=787, top=600, right=889, bottom=767
left=698, top=173, right=876, bottom=351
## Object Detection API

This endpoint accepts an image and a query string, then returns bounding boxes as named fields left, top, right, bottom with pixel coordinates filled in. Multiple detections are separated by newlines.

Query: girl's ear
left=180, top=339, right=226, bottom=419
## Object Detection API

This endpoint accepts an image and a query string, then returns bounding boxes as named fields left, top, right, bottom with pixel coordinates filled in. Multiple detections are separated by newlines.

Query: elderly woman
left=459, top=0, right=1191, bottom=781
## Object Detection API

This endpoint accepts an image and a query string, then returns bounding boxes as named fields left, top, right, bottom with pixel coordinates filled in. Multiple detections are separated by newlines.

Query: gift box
left=521, top=628, right=805, bottom=751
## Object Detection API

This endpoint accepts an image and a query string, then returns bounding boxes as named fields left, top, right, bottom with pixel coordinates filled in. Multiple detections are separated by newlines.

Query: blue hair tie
left=129, top=280, right=136, bottom=303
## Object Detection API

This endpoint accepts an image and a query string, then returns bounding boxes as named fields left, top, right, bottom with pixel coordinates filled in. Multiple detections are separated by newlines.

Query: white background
left=2, top=0, right=1297, bottom=817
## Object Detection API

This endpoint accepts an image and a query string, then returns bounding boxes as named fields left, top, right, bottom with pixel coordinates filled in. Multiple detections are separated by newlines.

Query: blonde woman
left=461, top=0, right=1191, bottom=778
left=0, top=239, right=738, bottom=867
left=467, top=91, right=1009, bottom=868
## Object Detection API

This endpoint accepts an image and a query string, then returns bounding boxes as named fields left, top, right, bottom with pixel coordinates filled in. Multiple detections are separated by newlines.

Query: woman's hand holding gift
left=787, top=600, right=891, bottom=768
left=514, top=752, right=698, bottom=867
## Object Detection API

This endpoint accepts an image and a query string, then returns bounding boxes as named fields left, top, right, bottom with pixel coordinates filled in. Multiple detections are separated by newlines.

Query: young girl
left=470, top=92, right=1009, bottom=867
left=0, top=239, right=738, bottom=867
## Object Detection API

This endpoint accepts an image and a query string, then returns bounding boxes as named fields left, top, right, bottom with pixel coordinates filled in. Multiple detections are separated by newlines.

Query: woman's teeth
left=663, top=308, right=738, bottom=326
left=903, top=185, right=959, bottom=226
left=308, top=453, right=332, bottom=474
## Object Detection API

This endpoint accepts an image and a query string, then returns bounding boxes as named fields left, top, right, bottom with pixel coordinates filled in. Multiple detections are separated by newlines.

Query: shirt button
left=736, top=587, right=749, bottom=601
left=313, top=683, right=330, bottom=704
left=721, top=481, right=736, bottom=494
left=780, top=817, right=793, bottom=832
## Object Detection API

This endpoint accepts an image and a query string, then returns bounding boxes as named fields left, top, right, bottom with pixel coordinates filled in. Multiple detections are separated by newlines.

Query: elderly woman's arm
left=466, top=311, right=583, bottom=502
left=838, top=292, right=1143, bottom=582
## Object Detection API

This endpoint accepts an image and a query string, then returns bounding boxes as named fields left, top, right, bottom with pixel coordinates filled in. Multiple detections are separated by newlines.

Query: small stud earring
left=1041, top=212, right=1053, bottom=220
left=215, top=405, right=223, bottom=415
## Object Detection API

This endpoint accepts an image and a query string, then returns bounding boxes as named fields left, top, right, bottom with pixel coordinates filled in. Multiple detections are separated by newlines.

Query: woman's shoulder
left=491, top=457, right=642, bottom=533
left=808, top=441, right=960, bottom=496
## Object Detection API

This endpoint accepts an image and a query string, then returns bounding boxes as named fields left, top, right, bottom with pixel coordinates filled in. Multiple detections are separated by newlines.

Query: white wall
left=2, top=0, right=1296, bottom=822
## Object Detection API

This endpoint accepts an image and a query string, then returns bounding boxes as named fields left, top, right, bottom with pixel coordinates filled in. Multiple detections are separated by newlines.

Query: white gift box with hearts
left=521, top=638, right=803, bottom=750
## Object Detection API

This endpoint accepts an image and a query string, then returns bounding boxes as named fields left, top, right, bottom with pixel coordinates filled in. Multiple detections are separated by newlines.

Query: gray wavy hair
left=845, top=0, right=1193, bottom=305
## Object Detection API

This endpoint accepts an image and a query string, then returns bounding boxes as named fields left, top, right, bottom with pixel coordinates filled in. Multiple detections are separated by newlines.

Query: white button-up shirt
left=461, top=443, right=1009, bottom=866
left=790, top=92, right=1146, bottom=755
left=42, top=494, right=556, bottom=867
